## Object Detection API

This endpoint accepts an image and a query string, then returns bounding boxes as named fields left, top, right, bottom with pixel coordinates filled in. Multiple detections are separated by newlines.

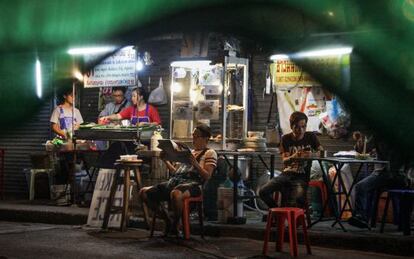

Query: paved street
left=0, top=221, right=410, bottom=259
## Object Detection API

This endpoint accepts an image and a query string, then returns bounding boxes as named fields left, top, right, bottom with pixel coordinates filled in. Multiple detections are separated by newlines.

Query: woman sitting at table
left=99, top=87, right=161, bottom=126
left=258, top=111, right=323, bottom=209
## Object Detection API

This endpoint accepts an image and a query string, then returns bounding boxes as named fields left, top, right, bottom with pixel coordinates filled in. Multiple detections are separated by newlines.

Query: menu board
left=84, top=46, right=136, bottom=88
left=87, top=169, right=124, bottom=228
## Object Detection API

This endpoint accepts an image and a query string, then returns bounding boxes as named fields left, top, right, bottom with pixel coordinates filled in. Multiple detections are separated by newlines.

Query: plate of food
left=79, top=122, right=97, bottom=129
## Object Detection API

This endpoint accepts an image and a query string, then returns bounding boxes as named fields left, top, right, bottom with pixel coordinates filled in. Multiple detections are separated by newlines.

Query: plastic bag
left=148, top=77, right=168, bottom=105
left=320, top=98, right=350, bottom=139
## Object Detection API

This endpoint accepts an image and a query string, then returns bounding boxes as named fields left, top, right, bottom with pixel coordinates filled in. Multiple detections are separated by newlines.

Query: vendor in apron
left=99, top=87, right=161, bottom=126
left=49, top=85, right=84, bottom=184
left=50, top=87, right=84, bottom=139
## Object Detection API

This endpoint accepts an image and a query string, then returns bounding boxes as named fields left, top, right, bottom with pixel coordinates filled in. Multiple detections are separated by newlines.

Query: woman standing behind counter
left=99, top=87, right=161, bottom=126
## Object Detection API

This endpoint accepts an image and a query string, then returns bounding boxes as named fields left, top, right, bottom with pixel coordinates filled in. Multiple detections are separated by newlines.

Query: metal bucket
left=226, top=156, right=251, bottom=180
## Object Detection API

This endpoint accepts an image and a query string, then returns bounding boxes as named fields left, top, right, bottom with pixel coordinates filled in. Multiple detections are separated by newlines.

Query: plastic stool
left=29, top=169, right=53, bottom=200
left=309, top=180, right=329, bottom=216
left=380, top=189, right=414, bottom=235
left=182, top=195, right=204, bottom=240
left=150, top=194, right=204, bottom=239
left=263, top=207, right=311, bottom=257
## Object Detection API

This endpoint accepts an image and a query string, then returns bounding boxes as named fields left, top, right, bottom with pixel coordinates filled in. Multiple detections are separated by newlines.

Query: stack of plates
left=242, top=137, right=267, bottom=151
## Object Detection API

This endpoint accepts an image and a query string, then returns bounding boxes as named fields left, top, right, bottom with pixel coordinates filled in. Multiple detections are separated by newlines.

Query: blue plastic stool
left=380, top=189, right=414, bottom=235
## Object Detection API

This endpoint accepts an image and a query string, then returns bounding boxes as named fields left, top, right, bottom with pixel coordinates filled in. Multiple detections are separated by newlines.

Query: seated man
left=259, top=111, right=323, bottom=209
left=348, top=140, right=409, bottom=228
left=139, top=123, right=217, bottom=235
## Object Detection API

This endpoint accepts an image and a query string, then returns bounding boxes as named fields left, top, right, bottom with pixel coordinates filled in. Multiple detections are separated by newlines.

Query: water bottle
left=223, top=177, right=233, bottom=188
left=151, top=131, right=162, bottom=151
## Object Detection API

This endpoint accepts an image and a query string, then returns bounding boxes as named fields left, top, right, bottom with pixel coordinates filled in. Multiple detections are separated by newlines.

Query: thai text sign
left=87, top=169, right=124, bottom=228
left=271, top=56, right=345, bottom=88
left=84, top=46, right=136, bottom=88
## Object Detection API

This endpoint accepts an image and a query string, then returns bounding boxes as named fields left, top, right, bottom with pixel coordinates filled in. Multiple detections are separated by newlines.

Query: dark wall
left=0, top=53, right=54, bottom=199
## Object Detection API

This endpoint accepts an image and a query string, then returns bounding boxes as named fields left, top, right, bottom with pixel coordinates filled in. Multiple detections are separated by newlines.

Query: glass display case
left=169, top=57, right=249, bottom=150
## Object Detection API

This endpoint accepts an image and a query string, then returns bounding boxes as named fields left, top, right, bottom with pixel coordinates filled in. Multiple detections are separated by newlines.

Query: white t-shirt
left=50, top=105, right=84, bottom=131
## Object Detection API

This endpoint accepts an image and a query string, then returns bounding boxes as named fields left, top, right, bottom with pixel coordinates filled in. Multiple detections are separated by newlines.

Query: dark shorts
left=146, top=181, right=202, bottom=203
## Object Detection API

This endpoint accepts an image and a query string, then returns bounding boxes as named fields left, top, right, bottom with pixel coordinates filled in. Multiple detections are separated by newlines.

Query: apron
left=131, top=104, right=150, bottom=125
left=59, top=107, right=77, bottom=130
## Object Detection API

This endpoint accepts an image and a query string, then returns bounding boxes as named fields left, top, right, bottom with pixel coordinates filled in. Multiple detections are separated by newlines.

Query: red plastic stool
left=150, top=194, right=204, bottom=239
left=263, top=207, right=311, bottom=257
left=309, top=180, right=329, bottom=216
left=182, top=195, right=204, bottom=240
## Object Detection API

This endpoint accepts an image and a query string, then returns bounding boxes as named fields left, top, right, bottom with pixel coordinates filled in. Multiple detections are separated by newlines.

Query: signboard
left=270, top=59, right=320, bottom=88
left=84, top=46, right=136, bottom=88
left=87, top=169, right=125, bottom=228
left=270, top=56, right=346, bottom=88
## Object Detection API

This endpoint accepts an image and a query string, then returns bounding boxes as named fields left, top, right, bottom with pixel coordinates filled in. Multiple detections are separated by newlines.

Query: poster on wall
left=196, top=100, right=219, bottom=120
left=276, top=86, right=326, bottom=135
left=172, top=101, right=193, bottom=120
left=84, top=46, right=136, bottom=88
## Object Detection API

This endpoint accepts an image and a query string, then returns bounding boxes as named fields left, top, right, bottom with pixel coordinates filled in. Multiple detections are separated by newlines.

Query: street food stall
left=170, top=57, right=278, bottom=223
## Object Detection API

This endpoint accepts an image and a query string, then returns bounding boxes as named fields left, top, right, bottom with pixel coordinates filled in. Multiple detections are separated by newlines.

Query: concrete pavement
left=0, top=200, right=413, bottom=257
left=0, top=221, right=410, bottom=259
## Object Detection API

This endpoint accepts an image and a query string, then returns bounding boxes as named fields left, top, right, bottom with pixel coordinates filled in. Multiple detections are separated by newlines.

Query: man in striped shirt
left=140, top=123, right=217, bottom=236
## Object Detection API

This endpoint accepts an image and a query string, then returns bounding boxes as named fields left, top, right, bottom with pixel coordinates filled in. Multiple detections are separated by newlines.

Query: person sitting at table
left=139, top=123, right=217, bottom=236
left=99, top=87, right=161, bottom=126
left=258, top=111, right=323, bottom=209
left=50, top=85, right=84, bottom=139
left=348, top=139, right=410, bottom=228
left=98, top=87, right=130, bottom=118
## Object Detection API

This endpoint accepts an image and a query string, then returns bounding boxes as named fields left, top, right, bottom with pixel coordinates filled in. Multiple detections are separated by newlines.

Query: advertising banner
left=84, top=46, right=136, bottom=88
left=270, top=56, right=346, bottom=88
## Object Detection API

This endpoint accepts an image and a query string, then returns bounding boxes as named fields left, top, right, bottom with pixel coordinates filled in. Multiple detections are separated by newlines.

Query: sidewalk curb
left=1, top=205, right=413, bottom=257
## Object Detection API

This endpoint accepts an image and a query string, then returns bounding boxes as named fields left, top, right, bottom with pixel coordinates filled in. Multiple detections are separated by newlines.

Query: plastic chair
left=309, top=180, right=329, bottom=216
left=182, top=195, right=204, bottom=240
left=380, top=189, right=414, bottom=235
left=29, top=153, right=53, bottom=200
left=29, top=169, right=53, bottom=200
left=262, top=207, right=312, bottom=257
left=150, top=194, right=204, bottom=240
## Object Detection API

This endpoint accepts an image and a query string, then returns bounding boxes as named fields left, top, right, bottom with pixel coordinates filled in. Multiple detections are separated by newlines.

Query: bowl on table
left=119, top=155, right=138, bottom=161
left=247, top=131, right=264, bottom=138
